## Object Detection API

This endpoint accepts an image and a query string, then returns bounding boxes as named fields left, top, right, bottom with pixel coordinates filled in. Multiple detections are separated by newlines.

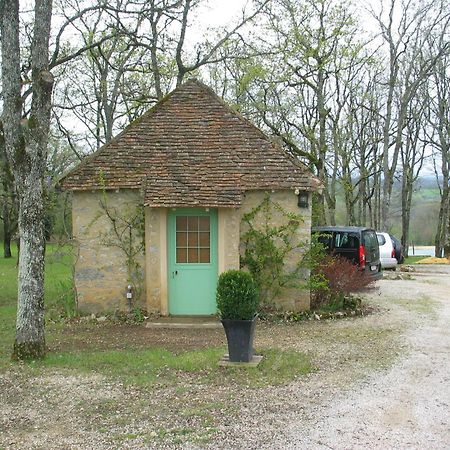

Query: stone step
left=145, top=320, right=222, bottom=329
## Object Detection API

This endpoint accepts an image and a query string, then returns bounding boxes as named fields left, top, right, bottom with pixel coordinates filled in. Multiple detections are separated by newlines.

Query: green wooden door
left=167, top=208, right=218, bottom=315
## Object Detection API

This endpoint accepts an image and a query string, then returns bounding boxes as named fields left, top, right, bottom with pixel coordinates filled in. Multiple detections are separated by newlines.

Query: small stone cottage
left=60, top=79, right=321, bottom=315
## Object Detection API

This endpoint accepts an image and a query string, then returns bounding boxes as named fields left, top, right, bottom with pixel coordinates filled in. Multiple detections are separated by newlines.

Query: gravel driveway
left=261, top=266, right=450, bottom=450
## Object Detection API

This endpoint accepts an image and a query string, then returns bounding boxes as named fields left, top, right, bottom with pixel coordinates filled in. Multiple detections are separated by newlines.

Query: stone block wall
left=218, top=208, right=240, bottom=273
left=144, top=207, right=167, bottom=314
left=239, top=190, right=312, bottom=311
left=72, top=189, right=145, bottom=313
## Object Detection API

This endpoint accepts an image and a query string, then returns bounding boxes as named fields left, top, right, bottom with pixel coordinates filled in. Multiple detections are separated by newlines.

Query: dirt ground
left=1, top=266, right=449, bottom=449
left=48, top=322, right=227, bottom=353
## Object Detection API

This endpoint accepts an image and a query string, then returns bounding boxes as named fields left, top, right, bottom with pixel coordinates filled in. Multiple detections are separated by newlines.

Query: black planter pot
left=221, top=315, right=257, bottom=362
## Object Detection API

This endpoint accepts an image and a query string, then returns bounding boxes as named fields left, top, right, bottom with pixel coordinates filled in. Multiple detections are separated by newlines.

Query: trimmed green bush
left=216, top=270, right=258, bottom=320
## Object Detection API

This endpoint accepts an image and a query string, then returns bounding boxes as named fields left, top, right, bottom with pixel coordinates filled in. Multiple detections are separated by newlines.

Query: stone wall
left=218, top=208, right=240, bottom=273
left=144, top=207, right=167, bottom=314
left=239, top=190, right=312, bottom=311
left=72, top=189, right=145, bottom=313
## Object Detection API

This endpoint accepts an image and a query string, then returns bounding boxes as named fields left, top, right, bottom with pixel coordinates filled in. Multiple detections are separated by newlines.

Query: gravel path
left=267, top=267, right=450, bottom=449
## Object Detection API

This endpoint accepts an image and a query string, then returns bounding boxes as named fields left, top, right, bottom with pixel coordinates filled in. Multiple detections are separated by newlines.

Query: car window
left=377, top=234, right=386, bottom=246
left=334, top=232, right=359, bottom=249
left=390, top=235, right=399, bottom=248
left=363, top=231, right=378, bottom=250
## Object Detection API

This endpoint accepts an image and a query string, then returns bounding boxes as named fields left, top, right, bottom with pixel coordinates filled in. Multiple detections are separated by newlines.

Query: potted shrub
left=216, top=270, right=259, bottom=362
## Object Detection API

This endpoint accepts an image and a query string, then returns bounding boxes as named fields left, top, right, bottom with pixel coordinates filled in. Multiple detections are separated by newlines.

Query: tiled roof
left=60, top=79, right=321, bottom=207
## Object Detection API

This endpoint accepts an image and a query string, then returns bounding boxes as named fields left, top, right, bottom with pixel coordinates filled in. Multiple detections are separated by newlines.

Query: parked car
left=389, top=234, right=405, bottom=264
left=312, top=226, right=382, bottom=279
left=376, top=232, right=398, bottom=269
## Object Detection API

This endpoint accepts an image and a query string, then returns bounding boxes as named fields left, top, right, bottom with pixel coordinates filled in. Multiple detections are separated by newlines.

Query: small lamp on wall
left=126, top=284, right=133, bottom=312
left=297, top=190, right=309, bottom=208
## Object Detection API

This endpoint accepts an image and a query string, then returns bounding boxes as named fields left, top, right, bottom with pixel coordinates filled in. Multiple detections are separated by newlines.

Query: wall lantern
left=126, top=284, right=133, bottom=312
left=297, top=190, right=309, bottom=208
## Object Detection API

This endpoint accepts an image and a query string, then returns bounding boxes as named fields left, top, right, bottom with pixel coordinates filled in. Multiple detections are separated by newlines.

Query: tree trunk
left=444, top=211, right=450, bottom=258
left=434, top=179, right=449, bottom=258
left=2, top=199, right=12, bottom=258
left=314, top=68, right=328, bottom=226
left=1, top=132, right=13, bottom=258
left=1, top=0, right=53, bottom=360
left=401, top=168, right=414, bottom=258
left=14, top=170, right=46, bottom=359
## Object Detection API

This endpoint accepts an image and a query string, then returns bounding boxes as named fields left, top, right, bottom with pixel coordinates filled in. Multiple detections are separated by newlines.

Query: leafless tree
left=400, top=96, right=427, bottom=256
left=424, top=50, right=450, bottom=257
left=372, top=0, right=450, bottom=231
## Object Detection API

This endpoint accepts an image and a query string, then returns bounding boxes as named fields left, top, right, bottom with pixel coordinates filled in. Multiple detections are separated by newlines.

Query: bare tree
left=400, top=96, right=427, bottom=256
left=424, top=51, right=450, bottom=257
left=372, top=0, right=450, bottom=231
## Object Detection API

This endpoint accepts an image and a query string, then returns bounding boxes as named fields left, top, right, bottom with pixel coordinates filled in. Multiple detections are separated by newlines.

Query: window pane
left=199, top=248, right=210, bottom=263
left=334, top=232, right=358, bottom=249
left=188, top=232, right=199, bottom=247
left=199, top=216, right=210, bottom=231
left=188, top=248, right=199, bottom=263
left=176, top=248, right=187, bottom=263
left=199, top=232, right=210, bottom=247
left=176, top=216, right=187, bottom=231
left=188, top=216, right=198, bottom=231
left=176, top=232, right=187, bottom=247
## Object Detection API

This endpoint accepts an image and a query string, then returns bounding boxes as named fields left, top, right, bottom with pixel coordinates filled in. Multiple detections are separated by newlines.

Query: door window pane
left=176, top=232, right=187, bottom=247
left=188, top=248, right=199, bottom=263
left=176, top=248, right=187, bottom=263
left=199, top=248, right=210, bottom=263
left=199, top=216, right=210, bottom=231
left=188, top=216, right=199, bottom=231
left=188, top=232, right=199, bottom=246
left=176, top=216, right=187, bottom=229
left=199, top=232, right=209, bottom=247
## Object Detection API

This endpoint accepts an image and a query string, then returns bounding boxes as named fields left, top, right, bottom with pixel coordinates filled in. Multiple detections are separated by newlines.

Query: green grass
left=0, top=242, right=312, bottom=387
left=0, top=243, right=74, bottom=365
left=27, top=346, right=312, bottom=387
left=403, top=255, right=428, bottom=264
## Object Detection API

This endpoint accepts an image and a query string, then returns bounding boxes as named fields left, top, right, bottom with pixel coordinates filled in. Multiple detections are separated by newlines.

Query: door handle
left=172, top=270, right=178, bottom=278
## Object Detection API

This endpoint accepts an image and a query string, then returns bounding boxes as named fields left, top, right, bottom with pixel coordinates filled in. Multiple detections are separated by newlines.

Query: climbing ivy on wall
left=240, top=193, right=309, bottom=308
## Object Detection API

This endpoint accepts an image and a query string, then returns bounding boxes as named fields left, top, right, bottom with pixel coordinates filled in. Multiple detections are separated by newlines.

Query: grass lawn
left=0, top=243, right=73, bottom=365
left=403, top=255, right=428, bottom=264
left=0, top=243, right=312, bottom=387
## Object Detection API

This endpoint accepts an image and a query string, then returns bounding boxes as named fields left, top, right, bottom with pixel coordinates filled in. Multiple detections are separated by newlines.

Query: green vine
left=240, top=193, right=309, bottom=307
left=91, top=172, right=145, bottom=308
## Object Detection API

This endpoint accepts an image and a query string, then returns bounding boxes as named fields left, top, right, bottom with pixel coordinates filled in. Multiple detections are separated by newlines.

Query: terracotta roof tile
left=60, top=79, right=321, bottom=207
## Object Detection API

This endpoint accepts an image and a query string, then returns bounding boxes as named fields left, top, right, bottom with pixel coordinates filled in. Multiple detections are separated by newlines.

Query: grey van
left=312, top=226, right=382, bottom=279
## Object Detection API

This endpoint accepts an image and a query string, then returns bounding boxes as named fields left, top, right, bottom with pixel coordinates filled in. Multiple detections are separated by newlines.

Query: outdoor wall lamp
left=126, top=284, right=133, bottom=312
left=297, top=190, right=309, bottom=208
